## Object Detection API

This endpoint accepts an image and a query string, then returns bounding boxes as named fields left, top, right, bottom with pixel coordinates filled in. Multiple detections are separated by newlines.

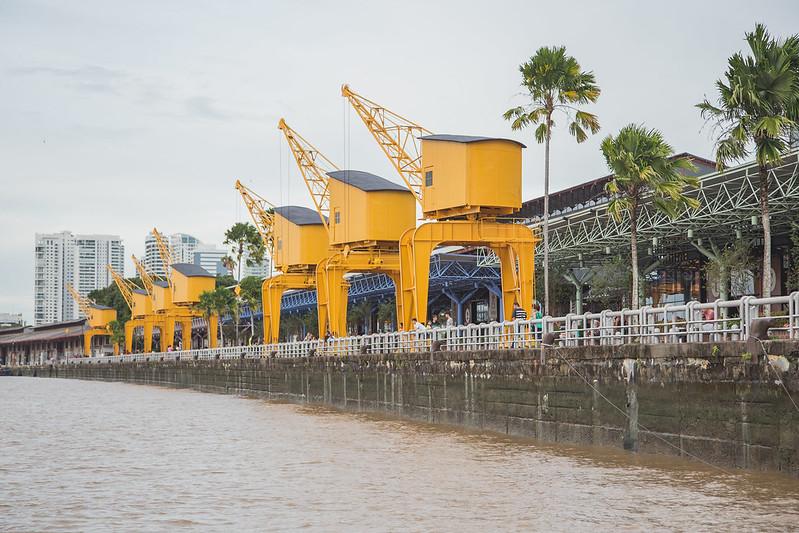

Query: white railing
left=55, top=293, right=799, bottom=365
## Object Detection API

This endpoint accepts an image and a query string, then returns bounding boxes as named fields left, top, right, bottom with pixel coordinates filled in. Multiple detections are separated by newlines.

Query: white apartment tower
left=143, top=232, right=200, bottom=277
left=34, top=231, right=124, bottom=325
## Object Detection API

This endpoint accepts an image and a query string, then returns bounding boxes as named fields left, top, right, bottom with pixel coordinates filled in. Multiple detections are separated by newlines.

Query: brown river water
left=1, top=377, right=799, bottom=532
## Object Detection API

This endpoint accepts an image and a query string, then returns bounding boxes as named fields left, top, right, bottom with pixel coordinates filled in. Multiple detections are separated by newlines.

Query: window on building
left=334, top=210, right=341, bottom=224
left=425, top=170, right=433, bottom=187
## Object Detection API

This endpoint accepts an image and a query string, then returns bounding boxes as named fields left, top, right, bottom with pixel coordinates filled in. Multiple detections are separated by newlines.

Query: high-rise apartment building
left=193, top=246, right=228, bottom=276
left=143, top=232, right=200, bottom=277
left=34, top=231, right=124, bottom=325
left=241, top=249, right=271, bottom=279
left=144, top=232, right=270, bottom=280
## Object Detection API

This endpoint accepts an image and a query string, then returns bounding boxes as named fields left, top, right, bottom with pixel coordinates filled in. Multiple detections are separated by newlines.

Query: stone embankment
left=12, top=341, right=799, bottom=476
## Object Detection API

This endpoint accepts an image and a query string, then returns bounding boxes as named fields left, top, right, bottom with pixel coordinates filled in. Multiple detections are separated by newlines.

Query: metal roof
left=90, top=304, right=113, bottom=310
left=133, top=288, right=148, bottom=295
left=172, top=263, right=214, bottom=278
left=0, top=319, right=88, bottom=346
left=518, top=153, right=716, bottom=220
left=420, top=134, right=526, bottom=148
left=273, top=205, right=326, bottom=226
left=153, top=280, right=170, bottom=288
left=327, top=170, right=409, bottom=192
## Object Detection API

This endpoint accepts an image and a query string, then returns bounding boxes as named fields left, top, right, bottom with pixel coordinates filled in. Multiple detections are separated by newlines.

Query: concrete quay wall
left=13, top=341, right=799, bottom=476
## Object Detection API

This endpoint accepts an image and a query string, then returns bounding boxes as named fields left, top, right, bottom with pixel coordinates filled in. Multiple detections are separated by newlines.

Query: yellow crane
left=279, top=119, right=415, bottom=337
left=342, top=84, right=537, bottom=327
left=132, top=254, right=163, bottom=352
left=149, top=228, right=216, bottom=351
left=151, top=227, right=174, bottom=288
left=66, top=283, right=117, bottom=356
left=235, top=179, right=327, bottom=343
left=106, top=264, right=141, bottom=353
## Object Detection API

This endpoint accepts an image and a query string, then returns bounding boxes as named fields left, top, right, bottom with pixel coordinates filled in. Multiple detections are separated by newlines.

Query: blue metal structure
left=237, top=253, right=502, bottom=324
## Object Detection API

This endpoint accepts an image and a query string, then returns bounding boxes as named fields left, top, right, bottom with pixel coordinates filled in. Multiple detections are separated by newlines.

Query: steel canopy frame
left=528, top=151, right=799, bottom=265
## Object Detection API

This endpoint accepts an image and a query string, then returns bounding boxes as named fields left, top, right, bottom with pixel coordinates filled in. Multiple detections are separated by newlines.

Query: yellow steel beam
left=235, top=180, right=276, bottom=254
left=342, top=84, right=430, bottom=206
left=151, top=228, right=174, bottom=288
left=399, top=220, right=537, bottom=329
left=277, top=118, right=339, bottom=237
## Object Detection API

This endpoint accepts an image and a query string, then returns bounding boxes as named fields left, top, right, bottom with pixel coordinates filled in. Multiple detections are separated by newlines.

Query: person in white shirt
left=412, top=318, right=426, bottom=331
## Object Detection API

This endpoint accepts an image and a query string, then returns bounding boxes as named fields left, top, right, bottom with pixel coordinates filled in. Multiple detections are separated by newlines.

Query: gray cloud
left=185, top=96, right=230, bottom=120
left=8, top=64, right=125, bottom=94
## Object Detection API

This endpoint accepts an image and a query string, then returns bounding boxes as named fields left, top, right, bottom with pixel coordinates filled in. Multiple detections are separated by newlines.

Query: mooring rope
left=542, top=343, right=734, bottom=476
left=753, top=337, right=799, bottom=414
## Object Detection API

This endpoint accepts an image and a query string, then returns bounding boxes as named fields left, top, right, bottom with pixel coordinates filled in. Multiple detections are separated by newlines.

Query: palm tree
left=194, top=290, right=218, bottom=348
left=504, top=46, right=601, bottom=315
left=601, top=124, right=699, bottom=309
left=213, top=287, right=237, bottom=346
left=223, top=222, right=265, bottom=281
left=239, top=275, right=262, bottom=342
left=697, top=24, right=799, bottom=300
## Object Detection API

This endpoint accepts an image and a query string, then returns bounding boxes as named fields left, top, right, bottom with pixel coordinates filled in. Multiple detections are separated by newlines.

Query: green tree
left=587, top=254, right=633, bottom=310
left=107, top=320, right=125, bottom=349
left=376, top=300, right=396, bottom=331
left=239, top=275, right=262, bottom=342
left=194, top=289, right=218, bottom=348
left=213, top=287, right=237, bottom=346
left=347, top=300, right=373, bottom=335
left=601, top=124, right=699, bottom=309
left=786, top=222, right=799, bottom=292
left=695, top=239, right=755, bottom=302
left=504, top=46, right=601, bottom=315
left=223, top=222, right=266, bottom=281
left=89, top=277, right=143, bottom=324
left=215, top=274, right=237, bottom=289
left=698, top=24, right=799, bottom=301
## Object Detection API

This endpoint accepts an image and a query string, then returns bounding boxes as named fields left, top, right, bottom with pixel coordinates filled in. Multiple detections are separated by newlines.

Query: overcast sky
left=2, top=0, right=798, bottom=323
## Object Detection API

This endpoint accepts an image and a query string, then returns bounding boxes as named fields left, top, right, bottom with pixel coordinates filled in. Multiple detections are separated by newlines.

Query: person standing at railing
left=512, top=302, right=527, bottom=321
left=532, top=303, right=543, bottom=341
left=444, top=312, right=454, bottom=328
left=412, top=318, right=425, bottom=331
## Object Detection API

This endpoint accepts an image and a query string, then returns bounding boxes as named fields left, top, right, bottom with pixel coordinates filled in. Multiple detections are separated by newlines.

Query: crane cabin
left=272, top=206, right=329, bottom=271
left=419, top=135, right=525, bottom=220
left=326, top=170, right=416, bottom=249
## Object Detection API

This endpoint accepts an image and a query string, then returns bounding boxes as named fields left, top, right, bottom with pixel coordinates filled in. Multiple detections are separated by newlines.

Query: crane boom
left=151, top=228, right=174, bottom=287
left=131, top=255, right=156, bottom=296
left=66, top=283, right=94, bottom=319
left=341, top=84, right=431, bottom=205
left=107, top=264, right=135, bottom=311
left=277, top=118, right=339, bottom=235
left=235, top=180, right=276, bottom=252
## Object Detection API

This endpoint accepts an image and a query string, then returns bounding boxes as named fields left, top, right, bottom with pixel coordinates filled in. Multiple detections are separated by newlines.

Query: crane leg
left=263, top=279, right=285, bottom=344
left=399, top=229, right=416, bottom=331
left=144, top=319, right=154, bottom=352
left=83, top=331, right=93, bottom=356
left=124, top=321, right=134, bottom=353
left=510, top=241, right=535, bottom=319
left=181, top=319, right=192, bottom=351
left=163, top=316, right=176, bottom=351
left=209, top=314, right=218, bottom=348
left=316, top=259, right=330, bottom=338
left=325, top=266, right=350, bottom=337
left=495, top=245, right=519, bottom=322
